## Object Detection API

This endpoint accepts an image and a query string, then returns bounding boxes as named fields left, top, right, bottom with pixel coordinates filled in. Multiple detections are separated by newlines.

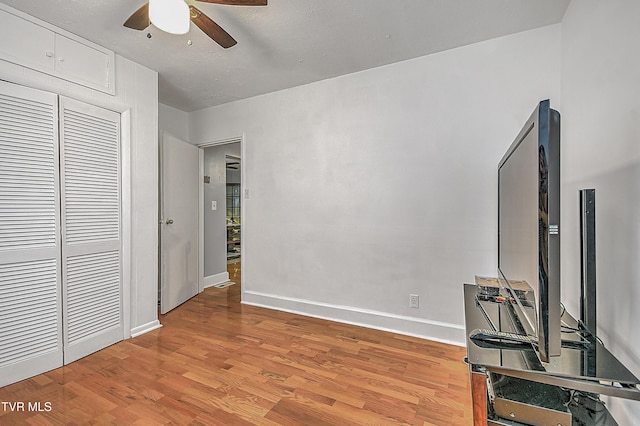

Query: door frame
left=198, top=135, right=245, bottom=293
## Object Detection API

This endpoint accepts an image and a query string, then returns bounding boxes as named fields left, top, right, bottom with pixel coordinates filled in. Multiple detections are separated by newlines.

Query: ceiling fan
left=123, top=0, right=267, bottom=49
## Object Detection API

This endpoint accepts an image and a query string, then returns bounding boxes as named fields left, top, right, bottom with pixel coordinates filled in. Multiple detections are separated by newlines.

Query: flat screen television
left=497, top=99, right=561, bottom=362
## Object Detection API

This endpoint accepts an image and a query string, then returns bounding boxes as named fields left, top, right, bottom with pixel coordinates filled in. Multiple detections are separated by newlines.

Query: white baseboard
left=204, top=271, right=231, bottom=289
left=130, top=320, right=162, bottom=338
left=242, top=291, right=466, bottom=347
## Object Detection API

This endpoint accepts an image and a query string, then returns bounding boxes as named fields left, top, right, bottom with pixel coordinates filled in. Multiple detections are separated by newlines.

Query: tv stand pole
left=580, top=188, right=597, bottom=335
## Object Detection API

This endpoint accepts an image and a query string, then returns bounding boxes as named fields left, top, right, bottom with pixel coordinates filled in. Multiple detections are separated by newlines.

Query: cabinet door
left=0, top=81, right=63, bottom=388
left=0, top=5, right=115, bottom=94
left=55, top=34, right=112, bottom=92
left=59, top=98, right=122, bottom=363
left=0, top=8, right=55, bottom=71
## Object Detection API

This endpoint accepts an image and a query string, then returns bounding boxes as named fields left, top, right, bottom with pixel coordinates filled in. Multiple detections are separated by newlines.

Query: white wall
left=0, top=44, right=160, bottom=337
left=189, top=25, right=562, bottom=344
left=117, top=57, right=161, bottom=337
left=561, top=0, right=640, bottom=421
left=159, top=103, right=189, bottom=141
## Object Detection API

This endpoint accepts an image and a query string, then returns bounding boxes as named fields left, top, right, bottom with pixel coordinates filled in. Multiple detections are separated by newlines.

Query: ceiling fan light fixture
left=149, top=0, right=190, bottom=35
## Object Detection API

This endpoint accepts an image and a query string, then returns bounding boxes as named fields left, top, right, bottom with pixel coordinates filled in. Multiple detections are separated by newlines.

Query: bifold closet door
left=59, top=97, right=123, bottom=364
left=0, top=81, right=63, bottom=387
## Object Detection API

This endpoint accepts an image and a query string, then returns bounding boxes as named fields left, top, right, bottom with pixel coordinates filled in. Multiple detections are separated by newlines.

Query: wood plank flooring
left=0, top=262, right=472, bottom=425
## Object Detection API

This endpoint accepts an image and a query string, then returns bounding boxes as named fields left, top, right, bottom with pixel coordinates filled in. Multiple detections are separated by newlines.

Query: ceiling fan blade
left=189, top=5, right=237, bottom=48
left=123, top=3, right=150, bottom=30
left=196, top=0, right=267, bottom=5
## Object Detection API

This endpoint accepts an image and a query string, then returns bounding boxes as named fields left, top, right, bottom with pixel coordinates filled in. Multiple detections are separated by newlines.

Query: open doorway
left=226, top=155, right=241, bottom=260
left=225, top=155, right=241, bottom=285
left=201, top=140, right=242, bottom=291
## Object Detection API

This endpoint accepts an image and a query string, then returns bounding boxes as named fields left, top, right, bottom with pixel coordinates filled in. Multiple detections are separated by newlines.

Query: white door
left=0, top=82, right=124, bottom=387
left=59, top=97, right=123, bottom=363
left=160, top=132, right=200, bottom=314
left=0, top=81, right=63, bottom=387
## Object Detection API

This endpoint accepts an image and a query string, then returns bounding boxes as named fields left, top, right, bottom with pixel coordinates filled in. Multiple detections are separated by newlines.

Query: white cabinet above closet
left=0, top=5, right=115, bottom=95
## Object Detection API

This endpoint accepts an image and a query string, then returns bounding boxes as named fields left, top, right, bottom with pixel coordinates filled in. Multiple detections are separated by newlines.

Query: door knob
left=166, top=219, right=174, bottom=225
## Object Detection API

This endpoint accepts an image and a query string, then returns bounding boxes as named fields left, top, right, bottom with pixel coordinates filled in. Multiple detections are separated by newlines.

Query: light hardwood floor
left=0, top=262, right=472, bottom=425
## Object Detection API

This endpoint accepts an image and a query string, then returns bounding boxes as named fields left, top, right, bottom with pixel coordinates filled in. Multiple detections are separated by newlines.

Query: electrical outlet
left=409, top=294, right=419, bottom=309
left=211, top=200, right=217, bottom=211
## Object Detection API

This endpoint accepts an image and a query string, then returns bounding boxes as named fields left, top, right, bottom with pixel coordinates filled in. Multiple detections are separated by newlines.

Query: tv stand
left=463, top=283, right=640, bottom=425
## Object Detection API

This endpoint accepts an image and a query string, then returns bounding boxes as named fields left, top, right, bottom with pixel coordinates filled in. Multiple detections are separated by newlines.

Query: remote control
left=470, top=329, right=537, bottom=344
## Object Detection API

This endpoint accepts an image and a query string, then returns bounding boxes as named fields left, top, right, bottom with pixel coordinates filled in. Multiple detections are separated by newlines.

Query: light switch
left=211, top=201, right=217, bottom=211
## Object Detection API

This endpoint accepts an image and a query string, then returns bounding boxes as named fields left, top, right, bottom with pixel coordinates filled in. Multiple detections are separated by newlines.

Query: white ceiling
left=1, top=0, right=570, bottom=112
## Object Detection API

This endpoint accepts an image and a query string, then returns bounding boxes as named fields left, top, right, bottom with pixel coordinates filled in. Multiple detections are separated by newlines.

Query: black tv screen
left=498, top=99, right=561, bottom=362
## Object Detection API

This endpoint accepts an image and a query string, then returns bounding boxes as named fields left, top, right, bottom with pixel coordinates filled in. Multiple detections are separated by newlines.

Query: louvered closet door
left=0, top=81, right=63, bottom=387
left=59, top=97, right=122, bottom=364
